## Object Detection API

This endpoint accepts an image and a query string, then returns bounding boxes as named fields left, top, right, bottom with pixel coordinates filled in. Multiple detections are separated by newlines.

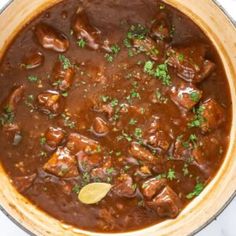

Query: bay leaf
left=78, top=182, right=112, bottom=204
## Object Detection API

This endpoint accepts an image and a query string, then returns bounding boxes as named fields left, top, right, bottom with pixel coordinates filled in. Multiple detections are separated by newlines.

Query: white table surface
left=0, top=0, right=235, bottom=235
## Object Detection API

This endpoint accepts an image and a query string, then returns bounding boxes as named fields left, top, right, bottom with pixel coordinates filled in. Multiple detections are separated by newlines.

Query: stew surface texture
left=0, top=0, right=232, bottom=233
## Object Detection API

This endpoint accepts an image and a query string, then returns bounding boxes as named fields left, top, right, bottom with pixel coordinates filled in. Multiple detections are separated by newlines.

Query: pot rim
left=0, top=1, right=235, bottom=236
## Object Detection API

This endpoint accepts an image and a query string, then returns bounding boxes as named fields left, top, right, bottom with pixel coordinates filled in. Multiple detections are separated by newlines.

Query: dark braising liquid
left=0, top=0, right=232, bottom=233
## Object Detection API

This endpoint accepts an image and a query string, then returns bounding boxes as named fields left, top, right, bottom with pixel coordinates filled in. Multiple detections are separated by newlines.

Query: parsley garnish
left=27, top=75, right=38, bottom=82
left=59, top=54, right=72, bottom=70
left=188, top=105, right=205, bottom=128
left=77, top=38, right=86, bottom=48
left=190, top=91, right=200, bottom=102
left=186, top=182, right=204, bottom=199
left=167, top=168, right=176, bottom=180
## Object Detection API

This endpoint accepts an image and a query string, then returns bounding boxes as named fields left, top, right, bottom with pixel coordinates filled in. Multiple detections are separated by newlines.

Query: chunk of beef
left=129, top=142, right=156, bottom=164
left=173, top=133, right=220, bottom=165
left=5, top=85, right=25, bottom=112
left=132, top=37, right=160, bottom=60
left=170, top=82, right=202, bottom=110
left=35, top=23, right=69, bottom=52
left=112, top=174, right=136, bottom=198
left=45, top=127, right=65, bottom=149
left=43, top=147, right=79, bottom=178
left=22, top=51, right=44, bottom=69
left=95, top=104, right=114, bottom=118
left=92, top=117, right=109, bottom=136
left=37, top=91, right=62, bottom=115
left=90, top=156, right=114, bottom=181
left=147, top=186, right=181, bottom=218
left=167, top=44, right=215, bottom=83
left=143, top=116, right=171, bottom=151
left=13, top=173, right=37, bottom=193
left=66, top=133, right=100, bottom=154
left=77, top=151, right=102, bottom=172
left=51, top=61, right=75, bottom=91
left=142, top=178, right=167, bottom=200
left=200, top=99, right=225, bottom=132
left=72, top=9, right=100, bottom=50
left=150, top=12, right=171, bottom=41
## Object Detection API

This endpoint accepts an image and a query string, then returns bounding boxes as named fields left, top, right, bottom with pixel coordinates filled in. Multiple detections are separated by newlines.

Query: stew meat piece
left=0, top=0, right=231, bottom=233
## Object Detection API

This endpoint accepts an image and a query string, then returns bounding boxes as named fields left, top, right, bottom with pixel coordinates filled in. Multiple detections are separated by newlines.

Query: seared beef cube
left=167, top=44, right=215, bottom=83
left=92, top=117, right=109, bottom=136
left=133, top=37, right=159, bottom=60
left=72, top=9, right=100, bottom=50
left=145, top=130, right=171, bottom=151
left=45, top=127, right=65, bottom=149
left=199, top=60, right=215, bottom=80
left=200, top=99, right=225, bottom=132
left=52, top=61, right=75, bottom=91
left=129, top=142, right=156, bottom=164
left=13, top=173, right=37, bottom=193
left=37, top=91, right=62, bottom=115
left=43, top=147, right=79, bottom=178
left=143, top=116, right=171, bottom=151
left=170, top=82, right=202, bottom=110
left=142, top=178, right=167, bottom=200
left=112, top=174, right=136, bottom=198
left=77, top=151, right=102, bottom=172
left=22, top=51, right=44, bottom=69
left=150, top=12, right=171, bottom=41
left=90, top=156, right=114, bottom=181
left=5, top=85, right=25, bottom=112
left=66, top=133, right=100, bottom=154
left=35, top=23, right=69, bottom=52
left=148, top=186, right=181, bottom=218
left=94, top=103, right=114, bottom=118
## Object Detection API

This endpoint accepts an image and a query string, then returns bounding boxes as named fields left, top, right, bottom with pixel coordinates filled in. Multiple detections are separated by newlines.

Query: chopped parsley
left=105, top=53, right=114, bottom=63
left=27, top=75, right=38, bottom=82
left=77, top=38, right=86, bottom=48
left=190, top=91, right=201, bottom=102
left=72, top=184, right=81, bottom=194
left=134, top=128, right=142, bottom=140
left=155, top=63, right=171, bottom=86
left=127, top=24, right=148, bottom=40
left=143, top=61, right=171, bottom=86
left=186, top=182, right=204, bottom=199
left=188, top=105, right=205, bottom=128
left=61, top=113, right=76, bottom=129
left=100, top=95, right=110, bottom=103
left=59, top=54, right=72, bottom=70
left=178, top=53, right=185, bottom=62
left=129, top=118, right=138, bottom=125
left=40, top=136, right=46, bottom=146
left=0, top=106, right=14, bottom=126
left=144, top=61, right=154, bottom=75
left=106, top=167, right=115, bottom=175
left=110, top=44, right=121, bottom=54
left=167, top=168, right=176, bottom=181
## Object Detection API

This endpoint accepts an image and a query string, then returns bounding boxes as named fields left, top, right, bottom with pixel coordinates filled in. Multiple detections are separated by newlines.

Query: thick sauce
left=0, top=0, right=232, bottom=233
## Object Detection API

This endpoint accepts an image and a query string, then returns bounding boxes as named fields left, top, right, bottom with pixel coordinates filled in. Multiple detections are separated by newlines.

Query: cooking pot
left=0, top=0, right=236, bottom=235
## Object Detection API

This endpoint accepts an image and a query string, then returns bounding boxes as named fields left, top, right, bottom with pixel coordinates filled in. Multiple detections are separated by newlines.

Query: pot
left=0, top=0, right=236, bottom=235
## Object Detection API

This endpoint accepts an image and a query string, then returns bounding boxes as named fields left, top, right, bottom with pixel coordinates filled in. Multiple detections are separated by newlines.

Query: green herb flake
left=27, top=75, right=38, bottom=82
left=134, top=128, right=142, bottom=140
left=129, top=118, right=137, bottom=125
left=59, top=54, right=72, bottom=70
left=144, top=61, right=154, bottom=75
left=106, top=167, right=115, bottom=175
left=190, top=91, right=200, bottom=102
left=167, top=168, right=176, bottom=181
left=110, top=44, right=121, bottom=55
left=186, top=182, right=204, bottom=199
left=155, top=63, right=171, bottom=86
left=178, top=53, right=185, bottom=62
left=40, top=136, right=46, bottom=146
left=77, top=38, right=86, bottom=48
